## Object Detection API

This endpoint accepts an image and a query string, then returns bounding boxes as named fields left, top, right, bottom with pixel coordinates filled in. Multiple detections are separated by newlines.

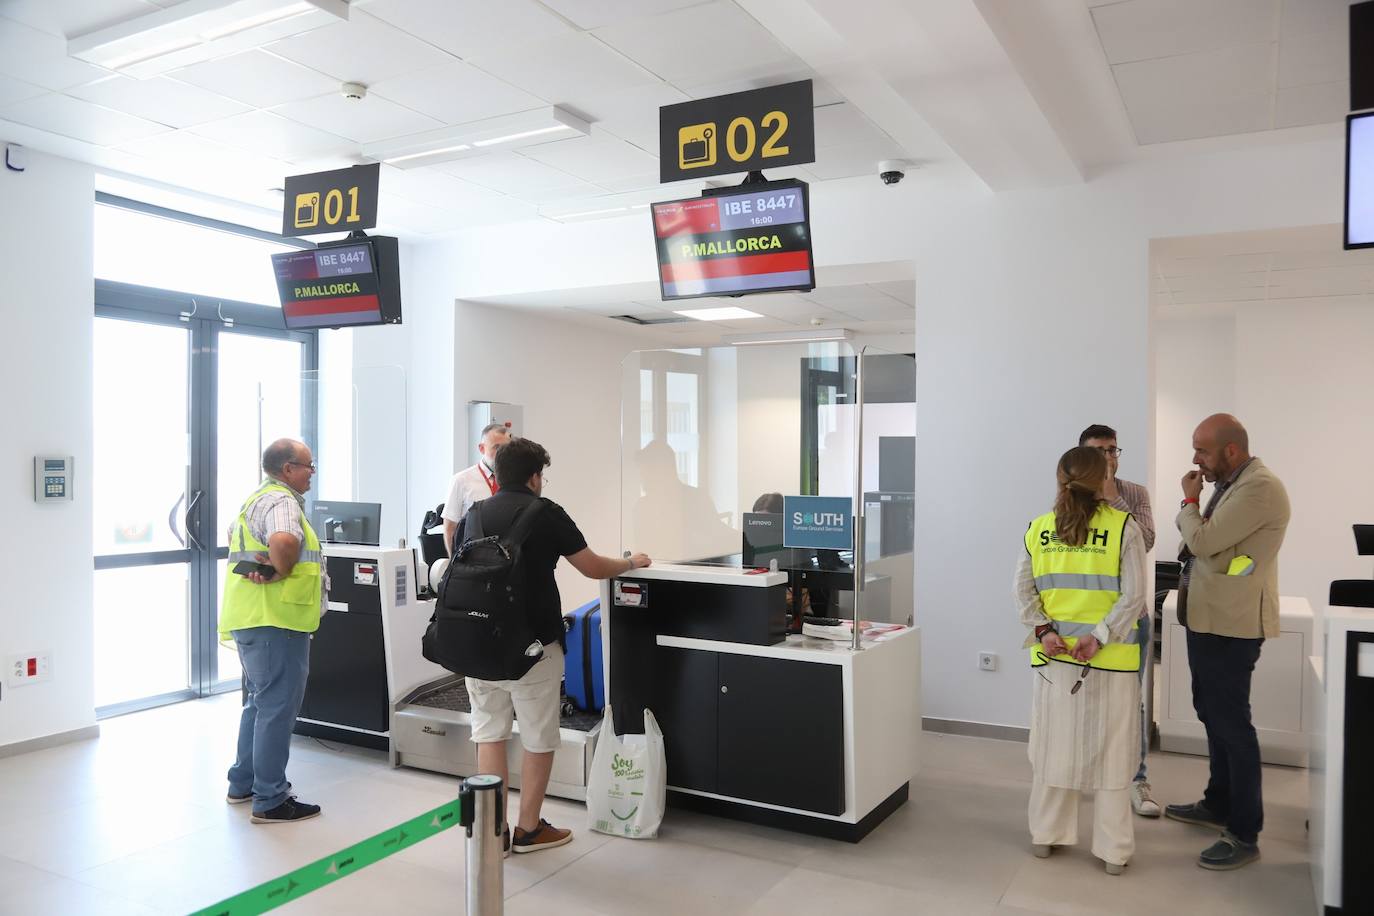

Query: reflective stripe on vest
left=1025, top=504, right=1139, bottom=673
left=219, top=480, right=322, bottom=637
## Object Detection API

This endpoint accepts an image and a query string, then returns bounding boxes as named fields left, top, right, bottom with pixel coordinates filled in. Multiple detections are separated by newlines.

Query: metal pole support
left=459, top=775, right=504, bottom=916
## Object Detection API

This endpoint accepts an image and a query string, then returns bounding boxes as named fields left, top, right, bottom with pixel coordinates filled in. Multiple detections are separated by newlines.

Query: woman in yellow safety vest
left=1017, top=446, right=1147, bottom=875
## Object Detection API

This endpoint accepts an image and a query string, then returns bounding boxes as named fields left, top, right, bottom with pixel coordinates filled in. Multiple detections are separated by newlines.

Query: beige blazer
left=1176, top=458, right=1290, bottom=639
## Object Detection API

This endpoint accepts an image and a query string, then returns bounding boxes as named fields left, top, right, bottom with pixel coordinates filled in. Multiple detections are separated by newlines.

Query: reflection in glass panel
left=665, top=371, right=699, bottom=486
left=217, top=334, right=304, bottom=547
left=93, top=318, right=189, bottom=556
left=95, top=564, right=190, bottom=707
left=94, top=204, right=298, bottom=306
left=639, top=369, right=653, bottom=448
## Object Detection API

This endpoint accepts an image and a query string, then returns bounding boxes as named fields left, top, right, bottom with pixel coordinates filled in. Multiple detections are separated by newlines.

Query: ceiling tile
left=433, top=152, right=586, bottom=195
left=467, top=32, right=658, bottom=103
left=594, top=1, right=801, bottom=85
left=360, top=0, right=574, bottom=59
left=1113, top=43, right=1277, bottom=144
left=521, top=132, right=659, bottom=184
left=807, top=140, right=905, bottom=181
left=558, top=80, right=687, bottom=153
left=370, top=61, right=543, bottom=125
left=540, top=0, right=712, bottom=30
left=832, top=299, right=915, bottom=321
left=868, top=280, right=914, bottom=305
left=0, top=92, right=167, bottom=145
left=1091, top=0, right=1279, bottom=65
left=379, top=164, right=518, bottom=209
left=114, top=130, right=292, bottom=189
left=265, top=11, right=455, bottom=85
left=381, top=189, right=536, bottom=231
left=0, top=0, right=161, bottom=37
left=814, top=102, right=894, bottom=149
left=678, top=71, right=843, bottom=107
left=594, top=173, right=662, bottom=193
left=189, top=110, right=351, bottom=161
left=169, top=50, right=338, bottom=108
left=1274, top=80, right=1348, bottom=129
left=1277, top=30, right=1347, bottom=88
left=66, top=74, right=249, bottom=129
left=1278, top=0, right=1350, bottom=38
left=270, top=93, right=441, bottom=144
left=0, top=73, right=46, bottom=108
left=0, top=16, right=111, bottom=91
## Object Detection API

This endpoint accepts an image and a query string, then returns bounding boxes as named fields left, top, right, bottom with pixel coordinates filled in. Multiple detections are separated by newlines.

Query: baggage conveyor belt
left=390, top=674, right=603, bottom=801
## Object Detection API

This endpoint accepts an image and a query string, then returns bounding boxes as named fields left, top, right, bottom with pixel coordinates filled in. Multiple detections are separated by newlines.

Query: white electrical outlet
left=8, top=653, right=51, bottom=686
left=978, top=652, right=998, bottom=672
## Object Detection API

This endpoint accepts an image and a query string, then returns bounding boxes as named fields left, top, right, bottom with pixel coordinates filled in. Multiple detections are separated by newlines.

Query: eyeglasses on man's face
left=1093, top=446, right=1123, bottom=458
left=287, top=460, right=317, bottom=472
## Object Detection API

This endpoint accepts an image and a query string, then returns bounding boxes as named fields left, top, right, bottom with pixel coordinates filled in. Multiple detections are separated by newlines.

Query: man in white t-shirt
left=442, top=422, right=511, bottom=554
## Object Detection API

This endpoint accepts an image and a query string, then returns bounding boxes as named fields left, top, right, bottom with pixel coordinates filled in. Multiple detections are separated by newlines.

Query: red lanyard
left=478, top=463, right=498, bottom=495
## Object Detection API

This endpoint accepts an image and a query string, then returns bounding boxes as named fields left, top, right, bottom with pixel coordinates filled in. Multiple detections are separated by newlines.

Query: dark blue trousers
left=1186, top=629, right=1265, bottom=844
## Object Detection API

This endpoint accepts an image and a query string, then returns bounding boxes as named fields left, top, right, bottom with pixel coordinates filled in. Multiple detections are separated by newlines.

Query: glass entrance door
left=93, top=314, right=312, bottom=715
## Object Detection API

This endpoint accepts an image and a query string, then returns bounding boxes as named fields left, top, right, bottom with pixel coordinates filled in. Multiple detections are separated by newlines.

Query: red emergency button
left=27, top=658, right=36, bottom=677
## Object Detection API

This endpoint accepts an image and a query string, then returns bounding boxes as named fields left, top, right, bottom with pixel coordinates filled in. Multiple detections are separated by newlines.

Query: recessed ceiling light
left=673, top=306, right=763, bottom=321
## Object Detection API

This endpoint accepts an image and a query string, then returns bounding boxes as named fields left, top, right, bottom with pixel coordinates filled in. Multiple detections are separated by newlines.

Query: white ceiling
left=1090, top=0, right=1352, bottom=144
left=468, top=263, right=914, bottom=344
left=0, top=0, right=1354, bottom=238
left=1152, top=224, right=1374, bottom=318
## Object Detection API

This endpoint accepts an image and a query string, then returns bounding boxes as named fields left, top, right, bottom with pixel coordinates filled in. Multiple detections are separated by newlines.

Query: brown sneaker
left=511, top=819, right=572, bottom=854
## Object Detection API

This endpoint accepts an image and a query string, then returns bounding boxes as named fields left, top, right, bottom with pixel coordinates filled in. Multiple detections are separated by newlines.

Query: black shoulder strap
left=501, top=498, right=547, bottom=550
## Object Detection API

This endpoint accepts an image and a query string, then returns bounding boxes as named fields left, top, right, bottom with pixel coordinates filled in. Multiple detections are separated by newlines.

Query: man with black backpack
left=436, top=436, right=650, bottom=854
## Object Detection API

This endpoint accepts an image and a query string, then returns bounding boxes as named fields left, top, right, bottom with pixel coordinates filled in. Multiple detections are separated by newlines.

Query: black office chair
left=1329, top=523, right=1374, bottom=609
left=417, top=503, right=448, bottom=572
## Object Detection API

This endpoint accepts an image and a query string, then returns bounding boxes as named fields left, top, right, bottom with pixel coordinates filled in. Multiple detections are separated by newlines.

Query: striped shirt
left=1107, top=478, right=1155, bottom=553
left=228, top=479, right=329, bottom=615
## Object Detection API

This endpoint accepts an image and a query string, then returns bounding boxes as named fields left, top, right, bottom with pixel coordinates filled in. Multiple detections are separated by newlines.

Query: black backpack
left=425, top=498, right=548, bottom=681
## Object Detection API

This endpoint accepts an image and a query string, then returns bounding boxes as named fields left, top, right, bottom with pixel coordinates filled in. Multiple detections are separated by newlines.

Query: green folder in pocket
left=1227, top=555, right=1255, bottom=577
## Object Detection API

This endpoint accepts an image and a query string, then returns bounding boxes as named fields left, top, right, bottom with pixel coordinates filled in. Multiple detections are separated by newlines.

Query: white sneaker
left=1131, top=780, right=1162, bottom=817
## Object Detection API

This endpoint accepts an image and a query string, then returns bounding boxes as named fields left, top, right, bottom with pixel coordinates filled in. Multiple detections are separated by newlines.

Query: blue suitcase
left=563, top=599, right=604, bottom=713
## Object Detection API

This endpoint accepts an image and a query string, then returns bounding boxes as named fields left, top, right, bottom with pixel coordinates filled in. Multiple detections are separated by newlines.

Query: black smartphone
left=233, top=560, right=277, bottom=578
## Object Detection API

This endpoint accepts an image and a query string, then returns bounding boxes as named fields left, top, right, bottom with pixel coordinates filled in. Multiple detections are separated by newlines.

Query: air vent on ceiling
left=610, top=314, right=690, bottom=326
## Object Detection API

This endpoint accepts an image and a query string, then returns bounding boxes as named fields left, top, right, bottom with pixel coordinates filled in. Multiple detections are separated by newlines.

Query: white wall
left=450, top=300, right=645, bottom=610
left=912, top=135, right=1343, bottom=729
left=0, top=150, right=96, bottom=748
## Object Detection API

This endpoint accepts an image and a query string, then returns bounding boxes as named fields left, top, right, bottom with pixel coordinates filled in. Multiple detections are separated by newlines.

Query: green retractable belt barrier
left=189, top=797, right=465, bottom=916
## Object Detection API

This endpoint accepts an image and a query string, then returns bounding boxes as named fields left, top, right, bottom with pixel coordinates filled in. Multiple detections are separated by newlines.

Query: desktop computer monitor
left=311, top=501, right=382, bottom=546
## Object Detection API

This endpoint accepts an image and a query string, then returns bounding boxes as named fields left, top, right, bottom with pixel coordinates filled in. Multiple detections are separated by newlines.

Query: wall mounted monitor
left=272, top=235, right=402, bottom=329
left=651, top=178, right=815, bottom=300
left=1346, top=112, right=1374, bottom=250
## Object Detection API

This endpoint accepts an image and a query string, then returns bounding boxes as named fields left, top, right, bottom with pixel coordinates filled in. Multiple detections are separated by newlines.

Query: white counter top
left=618, top=563, right=788, bottom=588
left=657, top=626, right=916, bottom=665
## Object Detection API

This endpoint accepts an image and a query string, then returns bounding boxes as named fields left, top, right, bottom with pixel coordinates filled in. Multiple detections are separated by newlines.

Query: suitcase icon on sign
left=294, top=192, right=320, bottom=229
left=678, top=123, right=716, bottom=169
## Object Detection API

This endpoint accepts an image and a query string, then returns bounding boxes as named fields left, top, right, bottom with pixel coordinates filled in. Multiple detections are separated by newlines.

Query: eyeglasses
left=1093, top=446, right=1123, bottom=458
left=287, top=461, right=317, bottom=472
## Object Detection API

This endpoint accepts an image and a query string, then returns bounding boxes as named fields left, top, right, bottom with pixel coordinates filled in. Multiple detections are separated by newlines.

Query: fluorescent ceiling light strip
left=199, top=2, right=315, bottom=40
left=471, top=125, right=573, bottom=147
left=674, top=306, right=763, bottom=321
left=103, top=37, right=201, bottom=69
left=383, top=144, right=472, bottom=164
left=730, top=335, right=848, bottom=345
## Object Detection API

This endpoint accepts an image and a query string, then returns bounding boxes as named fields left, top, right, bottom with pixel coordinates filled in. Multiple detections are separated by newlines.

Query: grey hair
left=479, top=422, right=509, bottom=440
left=262, top=438, right=301, bottom=476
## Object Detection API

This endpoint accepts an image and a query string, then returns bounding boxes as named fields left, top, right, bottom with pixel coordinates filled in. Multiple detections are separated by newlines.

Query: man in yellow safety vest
left=221, top=438, right=326, bottom=824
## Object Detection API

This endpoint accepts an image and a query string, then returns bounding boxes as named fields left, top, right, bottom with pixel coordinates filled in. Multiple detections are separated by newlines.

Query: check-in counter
left=602, top=563, right=920, bottom=842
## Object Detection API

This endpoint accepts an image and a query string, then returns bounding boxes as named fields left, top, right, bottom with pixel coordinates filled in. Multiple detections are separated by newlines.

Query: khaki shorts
left=466, top=643, right=564, bottom=754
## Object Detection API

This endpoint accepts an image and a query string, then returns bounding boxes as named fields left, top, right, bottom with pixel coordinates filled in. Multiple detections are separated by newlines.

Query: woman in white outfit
left=1016, top=446, right=1146, bottom=874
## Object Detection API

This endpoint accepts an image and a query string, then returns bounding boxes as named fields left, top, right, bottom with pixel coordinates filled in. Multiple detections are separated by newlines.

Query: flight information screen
left=272, top=242, right=383, bottom=329
left=651, top=180, right=814, bottom=300
left=1347, top=112, right=1374, bottom=249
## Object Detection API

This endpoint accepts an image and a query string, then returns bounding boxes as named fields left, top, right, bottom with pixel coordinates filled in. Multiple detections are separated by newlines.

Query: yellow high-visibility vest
left=1024, top=503, right=1140, bottom=672
left=219, top=480, right=322, bottom=636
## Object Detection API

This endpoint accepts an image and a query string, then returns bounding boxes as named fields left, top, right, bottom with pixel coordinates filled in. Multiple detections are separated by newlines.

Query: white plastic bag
left=587, top=704, right=666, bottom=839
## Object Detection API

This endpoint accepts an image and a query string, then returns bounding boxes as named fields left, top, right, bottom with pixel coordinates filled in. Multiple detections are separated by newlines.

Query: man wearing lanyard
left=443, top=422, right=511, bottom=555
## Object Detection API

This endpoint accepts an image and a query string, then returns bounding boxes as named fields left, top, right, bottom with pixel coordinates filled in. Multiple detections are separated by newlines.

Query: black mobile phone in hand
left=233, top=560, right=277, bottom=578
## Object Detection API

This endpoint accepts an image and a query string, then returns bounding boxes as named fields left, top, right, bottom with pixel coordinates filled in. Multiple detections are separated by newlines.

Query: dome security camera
left=879, top=159, right=907, bottom=185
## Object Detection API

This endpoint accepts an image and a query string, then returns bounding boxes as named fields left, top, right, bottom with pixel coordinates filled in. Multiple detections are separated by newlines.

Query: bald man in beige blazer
left=1164, top=414, right=1289, bottom=872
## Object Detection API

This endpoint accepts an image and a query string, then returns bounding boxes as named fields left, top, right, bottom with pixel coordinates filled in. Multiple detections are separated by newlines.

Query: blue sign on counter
left=782, top=496, right=853, bottom=549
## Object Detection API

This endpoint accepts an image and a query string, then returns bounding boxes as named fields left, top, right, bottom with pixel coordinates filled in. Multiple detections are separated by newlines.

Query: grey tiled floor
left=0, top=694, right=1317, bottom=915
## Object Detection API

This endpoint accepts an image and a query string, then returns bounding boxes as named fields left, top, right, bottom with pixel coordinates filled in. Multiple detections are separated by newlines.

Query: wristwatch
left=1180, top=497, right=1199, bottom=508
